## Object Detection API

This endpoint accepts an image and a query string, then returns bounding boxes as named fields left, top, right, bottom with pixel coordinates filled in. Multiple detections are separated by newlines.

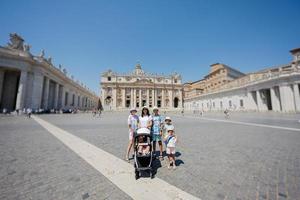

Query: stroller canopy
left=137, top=128, right=151, bottom=135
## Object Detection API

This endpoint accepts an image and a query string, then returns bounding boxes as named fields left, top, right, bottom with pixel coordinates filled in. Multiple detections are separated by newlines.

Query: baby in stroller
left=137, top=135, right=150, bottom=155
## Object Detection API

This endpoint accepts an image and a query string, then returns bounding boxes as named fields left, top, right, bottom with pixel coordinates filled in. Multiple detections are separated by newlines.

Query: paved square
left=1, top=112, right=300, bottom=200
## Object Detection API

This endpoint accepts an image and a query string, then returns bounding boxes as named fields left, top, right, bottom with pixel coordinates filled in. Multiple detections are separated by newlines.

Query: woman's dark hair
left=141, top=107, right=150, bottom=117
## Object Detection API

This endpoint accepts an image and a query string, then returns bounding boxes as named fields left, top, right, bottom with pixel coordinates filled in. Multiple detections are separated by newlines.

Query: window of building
left=240, top=99, right=244, bottom=107
left=157, top=100, right=161, bottom=107
left=108, top=76, right=111, bottom=81
left=174, top=79, right=177, bottom=83
left=126, top=100, right=130, bottom=108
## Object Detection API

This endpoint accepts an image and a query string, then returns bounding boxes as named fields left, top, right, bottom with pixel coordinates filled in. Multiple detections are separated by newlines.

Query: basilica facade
left=100, top=64, right=183, bottom=111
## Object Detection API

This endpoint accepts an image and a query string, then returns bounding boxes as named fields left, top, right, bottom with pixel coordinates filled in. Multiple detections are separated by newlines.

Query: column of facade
left=15, top=70, right=28, bottom=110
left=162, top=89, right=165, bottom=109
left=293, top=84, right=300, bottom=112
left=139, top=89, right=142, bottom=108
left=152, top=89, right=155, bottom=107
left=0, top=69, right=5, bottom=106
left=170, top=90, right=174, bottom=108
left=270, top=87, right=281, bottom=111
left=122, top=88, right=126, bottom=108
left=146, top=89, right=150, bottom=107
left=131, top=88, right=134, bottom=108
left=112, top=87, right=117, bottom=109
left=279, top=84, right=296, bottom=112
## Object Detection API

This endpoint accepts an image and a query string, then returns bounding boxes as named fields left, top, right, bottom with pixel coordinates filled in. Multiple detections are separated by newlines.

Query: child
left=165, top=126, right=177, bottom=170
left=137, top=136, right=150, bottom=155
left=161, top=116, right=174, bottom=145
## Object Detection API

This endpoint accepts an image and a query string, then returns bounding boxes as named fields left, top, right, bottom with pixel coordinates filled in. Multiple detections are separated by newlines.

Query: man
left=151, top=107, right=164, bottom=160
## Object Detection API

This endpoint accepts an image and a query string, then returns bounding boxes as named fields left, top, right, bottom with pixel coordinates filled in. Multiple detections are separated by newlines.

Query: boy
left=161, top=116, right=174, bottom=144
left=165, top=126, right=177, bottom=170
left=151, top=107, right=163, bottom=160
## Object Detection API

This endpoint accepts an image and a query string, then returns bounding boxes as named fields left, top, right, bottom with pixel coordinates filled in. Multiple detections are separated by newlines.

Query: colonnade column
left=31, top=72, right=44, bottom=110
left=54, top=83, right=59, bottom=109
left=0, top=69, right=5, bottom=106
left=61, top=87, right=66, bottom=108
left=293, top=84, right=300, bottom=112
left=279, top=84, right=296, bottom=112
left=42, top=77, right=50, bottom=109
left=256, top=90, right=263, bottom=111
left=270, top=87, right=281, bottom=111
left=15, top=70, right=28, bottom=110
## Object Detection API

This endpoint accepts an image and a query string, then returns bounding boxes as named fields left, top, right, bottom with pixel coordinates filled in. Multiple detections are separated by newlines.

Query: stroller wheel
left=149, top=171, right=152, bottom=178
left=135, top=171, right=139, bottom=180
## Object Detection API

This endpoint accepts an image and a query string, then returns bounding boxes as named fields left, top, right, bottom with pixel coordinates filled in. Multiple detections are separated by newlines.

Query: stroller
left=133, top=127, right=153, bottom=179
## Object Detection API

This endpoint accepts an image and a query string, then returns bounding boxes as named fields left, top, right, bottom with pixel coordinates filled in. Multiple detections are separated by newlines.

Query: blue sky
left=1, top=0, right=300, bottom=93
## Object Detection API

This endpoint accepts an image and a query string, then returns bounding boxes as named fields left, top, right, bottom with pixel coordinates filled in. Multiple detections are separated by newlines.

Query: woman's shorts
left=166, top=147, right=175, bottom=155
left=152, top=134, right=162, bottom=142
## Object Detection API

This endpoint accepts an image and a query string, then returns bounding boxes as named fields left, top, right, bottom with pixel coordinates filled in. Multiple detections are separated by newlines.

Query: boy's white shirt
left=166, top=134, right=177, bottom=147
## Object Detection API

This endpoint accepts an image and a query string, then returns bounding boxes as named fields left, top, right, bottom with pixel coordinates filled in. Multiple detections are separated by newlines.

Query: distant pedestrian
left=98, top=109, right=102, bottom=117
left=224, top=109, right=230, bottom=119
left=26, top=108, right=32, bottom=118
left=3, top=108, right=7, bottom=115
left=16, top=109, right=19, bottom=115
left=92, top=108, right=97, bottom=117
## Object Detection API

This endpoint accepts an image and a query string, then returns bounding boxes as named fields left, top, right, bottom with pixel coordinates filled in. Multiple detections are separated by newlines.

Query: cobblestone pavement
left=1, top=111, right=300, bottom=200
left=0, top=115, right=131, bottom=200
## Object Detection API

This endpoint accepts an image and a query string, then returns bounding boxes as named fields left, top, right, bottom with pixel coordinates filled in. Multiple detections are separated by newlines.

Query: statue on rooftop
left=47, top=56, right=52, bottom=64
left=7, top=33, right=24, bottom=50
left=23, top=44, right=31, bottom=52
left=39, top=49, right=45, bottom=58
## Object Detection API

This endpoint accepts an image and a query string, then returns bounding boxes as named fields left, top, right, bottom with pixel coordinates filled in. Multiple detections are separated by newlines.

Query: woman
left=126, top=107, right=139, bottom=162
left=139, top=107, right=152, bottom=129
